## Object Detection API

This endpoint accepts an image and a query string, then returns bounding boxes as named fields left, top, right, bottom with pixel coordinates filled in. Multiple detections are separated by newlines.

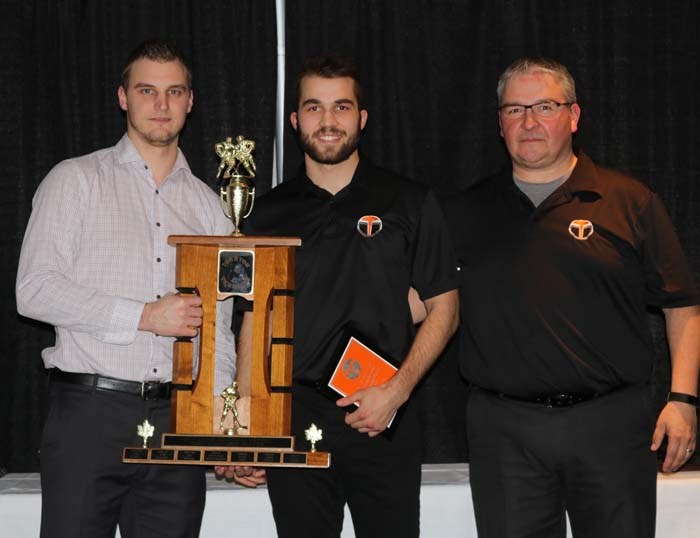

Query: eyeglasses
left=498, top=100, right=574, bottom=118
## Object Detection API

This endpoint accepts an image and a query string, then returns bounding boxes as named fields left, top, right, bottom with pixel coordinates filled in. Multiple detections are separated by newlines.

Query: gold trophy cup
left=216, top=135, right=257, bottom=236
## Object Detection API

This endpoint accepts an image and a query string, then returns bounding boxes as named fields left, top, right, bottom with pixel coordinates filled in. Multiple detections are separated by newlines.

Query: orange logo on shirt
left=357, top=215, right=383, bottom=237
left=568, top=219, right=594, bottom=240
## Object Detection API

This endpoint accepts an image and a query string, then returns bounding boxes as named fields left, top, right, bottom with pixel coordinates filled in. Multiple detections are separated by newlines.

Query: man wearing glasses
left=444, top=58, right=699, bottom=537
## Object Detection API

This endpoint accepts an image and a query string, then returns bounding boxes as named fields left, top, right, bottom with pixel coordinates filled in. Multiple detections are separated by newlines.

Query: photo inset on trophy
left=218, top=250, right=254, bottom=295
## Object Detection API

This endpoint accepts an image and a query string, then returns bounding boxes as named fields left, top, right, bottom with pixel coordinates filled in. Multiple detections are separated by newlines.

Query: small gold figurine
left=136, top=419, right=155, bottom=448
left=215, top=135, right=257, bottom=179
left=220, top=382, right=248, bottom=435
left=305, top=423, right=323, bottom=452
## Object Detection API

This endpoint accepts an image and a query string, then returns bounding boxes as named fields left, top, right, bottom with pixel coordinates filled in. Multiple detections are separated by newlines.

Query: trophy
left=122, top=135, right=330, bottom=470
left=216, top=136, right=256, bottom=236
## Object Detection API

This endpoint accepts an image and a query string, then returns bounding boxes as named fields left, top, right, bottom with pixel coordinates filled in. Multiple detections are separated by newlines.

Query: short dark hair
left=121, top=39, right=192, bottom=89
left=497, top=57, right=576, bottom=105
left=296, top=55, right=363, bottom=107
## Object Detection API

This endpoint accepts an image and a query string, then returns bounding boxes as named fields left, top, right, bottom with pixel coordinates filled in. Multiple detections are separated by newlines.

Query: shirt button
left=144, top=165, right=148, bottom=170
left=156, top=222, right=161, bottom=227
left=153, top=368, right=158, bottom=373
left=156, top=257, right=161, bottom=262
left=155, top=189, right=159, bottom=195
left=156, top=294, right=161, bottom=299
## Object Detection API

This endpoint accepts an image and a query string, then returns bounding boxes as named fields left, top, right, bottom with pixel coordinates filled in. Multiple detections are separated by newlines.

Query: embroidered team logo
left=357, top=215, right=383, bottom=237
left=568, top=219, right=594, bottom=241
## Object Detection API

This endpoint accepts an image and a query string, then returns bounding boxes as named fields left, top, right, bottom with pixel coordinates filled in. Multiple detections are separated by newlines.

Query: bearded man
left=217, top=55, right=459, bottom=538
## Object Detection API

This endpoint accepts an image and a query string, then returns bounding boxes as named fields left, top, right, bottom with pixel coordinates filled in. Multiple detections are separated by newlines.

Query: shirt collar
left=297, top=155, right=370, bottom=197
left=497, top=149, right=603, bottom=198
left=115, top=133, right=191, bottom=177
left=561, top=150, right=603, bottom=196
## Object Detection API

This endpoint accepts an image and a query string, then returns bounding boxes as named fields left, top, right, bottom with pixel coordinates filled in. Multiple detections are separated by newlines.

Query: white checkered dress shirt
left=17, top=134, right=236, bottom=390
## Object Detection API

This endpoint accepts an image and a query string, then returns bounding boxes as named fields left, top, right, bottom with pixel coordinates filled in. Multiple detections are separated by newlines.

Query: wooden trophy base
left=122, top=433, right=330, bottom=468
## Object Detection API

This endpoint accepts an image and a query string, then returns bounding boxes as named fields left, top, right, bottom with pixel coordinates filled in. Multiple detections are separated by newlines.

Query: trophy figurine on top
left=215, top=136, right=256, bottom=236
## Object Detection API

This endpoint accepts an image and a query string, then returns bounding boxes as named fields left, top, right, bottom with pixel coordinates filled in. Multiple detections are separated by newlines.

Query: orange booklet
left=327, top=337, right=399, bottom=427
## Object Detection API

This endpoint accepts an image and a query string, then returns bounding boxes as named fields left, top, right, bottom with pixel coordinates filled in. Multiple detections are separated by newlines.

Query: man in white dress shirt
left=16, top=39, right=235, bottom=538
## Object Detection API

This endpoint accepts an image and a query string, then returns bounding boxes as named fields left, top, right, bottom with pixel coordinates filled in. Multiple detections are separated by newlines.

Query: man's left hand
left=337, top=383, right=408, bottom=437
left=651, top=401, right=697, bottom=472
left=214, top=465, right=267, bottom=487
left=211, top=395, right=265, bottom=486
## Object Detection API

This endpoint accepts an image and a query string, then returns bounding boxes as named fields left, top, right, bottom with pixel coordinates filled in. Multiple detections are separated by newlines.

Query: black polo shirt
left=242, top=158, right=458, bottom=383
left=444, top=151, right=699, bottom=398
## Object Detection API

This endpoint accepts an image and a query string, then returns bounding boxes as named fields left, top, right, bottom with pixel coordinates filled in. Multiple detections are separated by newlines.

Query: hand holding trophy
left=216, top=135, right=257, bottom=236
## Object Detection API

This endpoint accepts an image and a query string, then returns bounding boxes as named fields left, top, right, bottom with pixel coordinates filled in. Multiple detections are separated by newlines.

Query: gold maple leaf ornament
left=304, top=423, right=323, bottom=452
left=137, top=419, right=155, bottom=448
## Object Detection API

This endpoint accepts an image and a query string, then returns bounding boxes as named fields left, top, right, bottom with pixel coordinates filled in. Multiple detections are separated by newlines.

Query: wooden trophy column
left=122, top=235, right=330, bottom=468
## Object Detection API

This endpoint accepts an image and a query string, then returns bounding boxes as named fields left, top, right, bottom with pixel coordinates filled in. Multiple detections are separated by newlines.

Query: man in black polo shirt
left=444, top=57, right=699, bottom=538
left=221, top=56, right=459, bottom=537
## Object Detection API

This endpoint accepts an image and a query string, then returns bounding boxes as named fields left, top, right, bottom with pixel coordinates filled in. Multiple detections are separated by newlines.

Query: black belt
left=483, top=388, right=604, bottom=408
left=49, top=369, right=174, bottom=400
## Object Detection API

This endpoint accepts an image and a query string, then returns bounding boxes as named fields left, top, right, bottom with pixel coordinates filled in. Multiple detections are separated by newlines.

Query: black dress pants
left=266, top=385, right=422, bottom=538
left=467, top=385, right=657, bottom=538
left=40, top=380, right=205, bottom=538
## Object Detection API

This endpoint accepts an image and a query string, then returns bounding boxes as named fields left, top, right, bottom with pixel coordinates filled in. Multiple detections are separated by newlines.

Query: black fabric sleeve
left=410, top=190, right=459, bottom=300
left=641, top=193, right=700, bottom=307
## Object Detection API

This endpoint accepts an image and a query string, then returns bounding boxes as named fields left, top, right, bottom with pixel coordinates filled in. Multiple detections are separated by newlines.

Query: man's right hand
left=214, top=465, right=267, bottom=488
left=138, top=292, right=203, bottom=337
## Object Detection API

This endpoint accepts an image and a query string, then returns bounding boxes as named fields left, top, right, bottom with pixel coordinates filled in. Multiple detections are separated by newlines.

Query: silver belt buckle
left=141, top=381, right=158, bottom=400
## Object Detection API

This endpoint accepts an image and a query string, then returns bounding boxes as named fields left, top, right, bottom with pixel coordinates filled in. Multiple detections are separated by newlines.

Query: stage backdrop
left=1, top=0, right=698, bottom=472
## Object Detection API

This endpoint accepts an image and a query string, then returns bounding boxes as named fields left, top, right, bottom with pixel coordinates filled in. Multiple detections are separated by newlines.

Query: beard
left=297, top=123, right=361, bottom=165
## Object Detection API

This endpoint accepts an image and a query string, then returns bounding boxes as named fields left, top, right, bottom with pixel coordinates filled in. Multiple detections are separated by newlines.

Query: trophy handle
left=243, top=186, right=255, bottom=219
left=219, top=187, right=232, bottom=219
